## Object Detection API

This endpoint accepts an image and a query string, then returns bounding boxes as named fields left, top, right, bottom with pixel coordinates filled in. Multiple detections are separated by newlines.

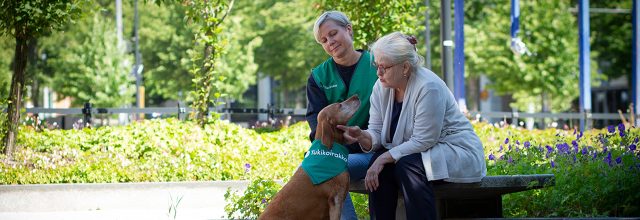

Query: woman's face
left=373, top=52, right=408, bottom=89
left=317, top=20, right=353, bottom=59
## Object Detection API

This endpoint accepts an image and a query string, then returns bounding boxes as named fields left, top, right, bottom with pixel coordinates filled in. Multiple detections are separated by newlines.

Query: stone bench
left=349, top=174, right=555, bottom=219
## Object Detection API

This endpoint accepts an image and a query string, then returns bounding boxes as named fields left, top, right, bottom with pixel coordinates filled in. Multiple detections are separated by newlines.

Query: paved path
left=0, top=181, right=252, bottom=220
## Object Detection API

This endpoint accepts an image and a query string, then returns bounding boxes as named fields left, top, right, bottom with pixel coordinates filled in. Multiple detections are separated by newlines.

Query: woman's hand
left=336, top=125, right=363, bottom=145
left=365, top=152, right=395, bottom=192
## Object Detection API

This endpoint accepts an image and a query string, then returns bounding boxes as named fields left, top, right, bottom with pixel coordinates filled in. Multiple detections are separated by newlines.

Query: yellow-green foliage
left=2, top=119, right=639, bottom=218
left=0, top=118, right=309, bottom=183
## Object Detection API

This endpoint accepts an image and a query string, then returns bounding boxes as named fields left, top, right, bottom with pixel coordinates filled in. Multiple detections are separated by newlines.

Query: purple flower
left=573, top=155, right=577, bottom=163
left=573, top=129, right=577, bottom=135
left=630, top=144, right=637, bottom=151
left=500, top=155, right=505, bottom=160
left=546, top=145, right=553, bottom=154
left=508, top=156, right=513, bottom=164
left=516, top=140, right=520, bottom=145
left=618, top=123, right=626, bottom=133
left=578, top=131, right=583, bottom=139
left=603, top=146, right=608, bottom=153
left=557, top=143, right=570, bottom=154
left=604, top=152, right=612, bottom=166
left=592, top=152, right=597, bottom=160
left=499, top=145, right=503, bottom=152
left=509, top=145, right=512, bottom=151
left=515, top=147, right=520, bottom=152
left=616, top=156, right=622, bottom=164
left=488, top=154, right=495, bottom=160
left=635, top=137, right=639, bottom=144
left=524, top=141, right=531, bottom=148
left=550, top=160, right=555, bottom=168
left=572, top=140, right=579, bottom=153
left=607, top=125, right=615, bottom=133
left=504, top=138, right=509, bottom=144
left=581, top=147, right=588, bottom=155
left=600, top=136, right=608, bottom=145
left=244, top=163, right=251, bottom=172
left=261, top=198, right=267, bottom=204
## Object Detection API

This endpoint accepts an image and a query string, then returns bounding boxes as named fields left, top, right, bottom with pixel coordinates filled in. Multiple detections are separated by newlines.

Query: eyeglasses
left=372, top=61, right=399, bottom=75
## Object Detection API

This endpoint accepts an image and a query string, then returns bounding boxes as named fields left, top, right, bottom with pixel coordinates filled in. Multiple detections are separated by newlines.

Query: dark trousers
left=369, top=150, right=437, bottom=220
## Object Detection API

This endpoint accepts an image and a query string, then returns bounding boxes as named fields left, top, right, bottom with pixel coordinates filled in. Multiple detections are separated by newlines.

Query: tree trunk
left=196, top=43, right=214, bottom=127
left=3, top=36, right=29, bottom=156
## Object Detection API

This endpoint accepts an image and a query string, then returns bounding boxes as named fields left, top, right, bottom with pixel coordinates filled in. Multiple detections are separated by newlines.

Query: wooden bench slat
left=349, top=174, right=555, bottom=197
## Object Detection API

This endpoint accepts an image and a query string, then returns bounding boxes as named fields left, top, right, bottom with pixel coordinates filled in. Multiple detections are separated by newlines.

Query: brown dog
left=259, top=95, right=361, bottom=220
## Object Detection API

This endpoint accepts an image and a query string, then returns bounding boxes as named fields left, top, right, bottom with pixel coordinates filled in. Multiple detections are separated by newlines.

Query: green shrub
left=0, top=118, right=309, bottom=183
left=476, top=122, right=640, bottom=217
left=2, top=119, right=638, bottom=218
left=224, top=177, right=282, bottom=219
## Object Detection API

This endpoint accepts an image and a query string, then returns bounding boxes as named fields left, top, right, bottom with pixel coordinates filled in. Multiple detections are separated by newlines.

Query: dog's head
left=315, top=95, right=361, bottom=148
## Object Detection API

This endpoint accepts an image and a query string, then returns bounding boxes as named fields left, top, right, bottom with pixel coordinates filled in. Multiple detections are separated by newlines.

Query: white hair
left=313, top=11, right=352, bottom=43
left=370, top=32, right=424, bottom=73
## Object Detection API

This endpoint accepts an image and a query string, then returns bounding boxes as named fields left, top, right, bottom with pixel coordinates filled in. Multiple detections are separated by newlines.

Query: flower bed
left=1, top=119, right=638, bottom=218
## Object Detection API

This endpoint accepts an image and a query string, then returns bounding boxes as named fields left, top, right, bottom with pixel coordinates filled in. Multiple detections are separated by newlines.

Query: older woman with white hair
left=338, top=32, right=487, bottom=219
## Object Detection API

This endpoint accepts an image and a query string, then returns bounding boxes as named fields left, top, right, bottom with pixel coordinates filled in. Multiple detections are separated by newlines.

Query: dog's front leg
left=328, top=192, right=345, bottom=220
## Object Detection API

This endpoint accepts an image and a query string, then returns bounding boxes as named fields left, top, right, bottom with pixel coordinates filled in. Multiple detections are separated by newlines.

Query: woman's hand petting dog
left=336, top=125, right=361, bottom=144
left=336, top=125, right=373, bottom=150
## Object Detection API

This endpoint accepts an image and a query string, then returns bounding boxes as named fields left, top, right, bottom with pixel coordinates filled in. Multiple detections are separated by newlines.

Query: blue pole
left=579, top=0, right=591, bottom=131
left=510, top=0, right=519, bottom=40
left=633, top=0, right=639, bottom=122
left=454, top=0, right=466, bottom=111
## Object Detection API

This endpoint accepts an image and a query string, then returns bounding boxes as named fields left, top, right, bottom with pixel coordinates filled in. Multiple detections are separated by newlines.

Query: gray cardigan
left=363, top=67, right=486, bottom=183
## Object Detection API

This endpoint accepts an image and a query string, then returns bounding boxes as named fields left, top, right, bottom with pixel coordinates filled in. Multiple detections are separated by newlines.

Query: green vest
left=311, top=51, right=378, bottom=127
left=301, top=140, right=349, bottom=185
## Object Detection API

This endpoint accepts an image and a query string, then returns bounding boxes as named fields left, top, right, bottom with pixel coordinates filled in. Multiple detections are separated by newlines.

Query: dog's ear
left=320, top=119, right=334, bottom=148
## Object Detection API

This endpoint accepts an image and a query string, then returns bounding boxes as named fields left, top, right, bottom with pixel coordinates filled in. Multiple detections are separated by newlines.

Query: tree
left=0, top=36, right=13, bottom=99
left=320, top=0, right=427, bottom=50
left=0, top=0, right=87, bottom=155
left=246, top=0, right=326, bottom=96
left=588, top=0, right=633, bottom=81
left=183, top=0, right=235, bottom=127
left=464, top=0, right=595, bottom=112
left=136, top=2, right=196, bottom=105
left=49, top=14, right=135, bottom=107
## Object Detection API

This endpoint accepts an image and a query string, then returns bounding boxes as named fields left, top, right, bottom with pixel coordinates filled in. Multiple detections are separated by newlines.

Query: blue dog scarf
left=301, top=140, right=349, bottom=185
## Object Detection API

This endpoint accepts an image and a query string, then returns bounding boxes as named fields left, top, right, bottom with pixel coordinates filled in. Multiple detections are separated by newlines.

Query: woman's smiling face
left=317, top=20, right=353, bottom=59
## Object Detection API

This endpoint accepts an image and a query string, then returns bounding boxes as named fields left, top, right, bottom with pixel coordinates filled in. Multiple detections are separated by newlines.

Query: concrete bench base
left=349, top=174, right=555, bottom=219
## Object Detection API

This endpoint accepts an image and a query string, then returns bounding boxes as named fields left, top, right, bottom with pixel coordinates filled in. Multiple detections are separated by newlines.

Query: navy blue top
left=389, top=100, right=403, bottom=142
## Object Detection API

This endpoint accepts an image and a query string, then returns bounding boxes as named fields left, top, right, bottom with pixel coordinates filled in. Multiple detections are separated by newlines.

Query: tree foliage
left=135, top=2, right=195, bottom=104
left=140, top=1, right=257, bottom=106
left=0, top=0, right=88, bottom=155
left=588, top=0, right=633, bottom=81
left=465, top=0, right=594, bottom=112
left=49, top=14, right=135, bottom=107
left=319, top=0, right=427, bottom=50
left=243, top=0, right=326, bottom=93
left=0, top=36, right=13, bottom=99
left=183, top=0, right=235, bottom=127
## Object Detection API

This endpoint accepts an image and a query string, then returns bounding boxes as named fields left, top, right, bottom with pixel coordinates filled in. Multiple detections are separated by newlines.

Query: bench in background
left=349, top=174, right=555, bottom=219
